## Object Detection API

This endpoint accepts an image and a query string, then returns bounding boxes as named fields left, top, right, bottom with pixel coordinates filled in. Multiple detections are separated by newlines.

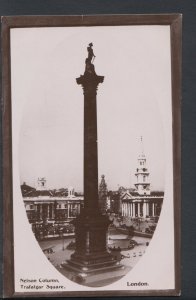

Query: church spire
left=140, top=136, right=144, bottom=155
left=135, top=137, right=150, bottom=195
left=139, top=136, right=145, bottom=158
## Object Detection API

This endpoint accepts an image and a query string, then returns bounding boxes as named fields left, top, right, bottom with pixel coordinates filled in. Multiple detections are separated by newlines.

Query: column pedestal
left=62, top=212, right=121, bottom=278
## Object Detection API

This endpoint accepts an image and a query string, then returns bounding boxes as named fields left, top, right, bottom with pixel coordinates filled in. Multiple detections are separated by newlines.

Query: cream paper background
left=11, top=25, right=174, bottom=293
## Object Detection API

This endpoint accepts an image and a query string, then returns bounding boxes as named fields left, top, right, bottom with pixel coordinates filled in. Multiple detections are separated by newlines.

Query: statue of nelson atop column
left=87, top=42, right=96, bottom=63
left=77, top=43, right=104, bottom=85
left=85, top=42, right=96, bottom=75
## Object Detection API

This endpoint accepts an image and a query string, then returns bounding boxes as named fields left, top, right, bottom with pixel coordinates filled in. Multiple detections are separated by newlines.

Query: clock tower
left=135, top=137, right=150, bottom=195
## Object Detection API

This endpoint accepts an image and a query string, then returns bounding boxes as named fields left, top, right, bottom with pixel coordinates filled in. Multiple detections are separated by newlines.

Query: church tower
left=99, top=175, right=108, bottom=213
left=135, top=137, right=150, bottom=195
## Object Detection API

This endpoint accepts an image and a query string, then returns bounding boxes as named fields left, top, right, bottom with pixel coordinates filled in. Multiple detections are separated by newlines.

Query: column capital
left=76, top=74, right=104, bottom=95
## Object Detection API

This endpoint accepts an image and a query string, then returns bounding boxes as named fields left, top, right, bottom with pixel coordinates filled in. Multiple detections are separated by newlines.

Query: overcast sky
left=11, top=26, right=172, bottom=192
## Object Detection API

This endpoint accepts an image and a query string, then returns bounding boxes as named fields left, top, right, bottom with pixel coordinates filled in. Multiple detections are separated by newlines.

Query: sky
left=10, top=26, right=172, bottom=192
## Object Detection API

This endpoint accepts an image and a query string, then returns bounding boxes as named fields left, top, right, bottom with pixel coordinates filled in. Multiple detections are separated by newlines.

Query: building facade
left=121, top=138, right=164, bottom=218
left=121, top=191, right=163, bottom=218
left=22, top=179, right=83, bottom=224
left=22, top=137, right=163, bottom=224
left=108, top=138, right=164, bottom=219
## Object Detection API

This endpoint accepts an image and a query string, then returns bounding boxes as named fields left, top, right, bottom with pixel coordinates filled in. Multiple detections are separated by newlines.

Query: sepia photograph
left=2, top=15, right=181, bottom=297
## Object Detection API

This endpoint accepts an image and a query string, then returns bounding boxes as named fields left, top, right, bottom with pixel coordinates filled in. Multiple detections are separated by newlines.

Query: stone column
left=146, top=203, right=149, bottom=216
left=143, top=202, right=147, bottom=218
left=152, top=203, right=155, bottom=217
left=133, top=203, right=135, bottom=218
left=64, top=49, right=121, bottom=279
left=128, top=203, right=131, bottom=216
left=149, top=203, right=151, bottom=217
left=138, top=203, right=141, bottom=216
left=140, top=203, right=143, bottom=216
left=40, top=205, right=43, bottom=220
left=52, top=204, right=54, bottom=219
left=154, top=203, right=156, bottom=216
left=67, top=203, right=68, bottom=218
left=78, top=75, right=102, bottom=215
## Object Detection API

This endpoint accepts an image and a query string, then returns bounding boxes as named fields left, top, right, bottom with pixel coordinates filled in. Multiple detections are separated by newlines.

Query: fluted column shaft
left=77, top=74, right=104, bottom=216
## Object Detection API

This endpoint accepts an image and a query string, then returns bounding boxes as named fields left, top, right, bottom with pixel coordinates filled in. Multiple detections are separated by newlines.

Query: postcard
left=2, top=15, right=181, bottom=297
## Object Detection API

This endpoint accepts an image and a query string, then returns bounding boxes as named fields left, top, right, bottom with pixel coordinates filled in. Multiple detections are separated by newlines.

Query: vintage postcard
left=2, top=15, right=181, bottom=297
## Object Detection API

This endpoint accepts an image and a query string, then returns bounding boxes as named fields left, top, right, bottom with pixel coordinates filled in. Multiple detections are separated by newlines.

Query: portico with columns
left=24, top=197, right=83, bottom=223
left=121, top=195, right=162, bottom=218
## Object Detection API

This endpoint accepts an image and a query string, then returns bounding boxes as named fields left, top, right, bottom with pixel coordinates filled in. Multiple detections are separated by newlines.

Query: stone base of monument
left=62, top=257, right=123, bottom=284
left=61, top=212, right=124, bottom=285
left=61, top=260, right=124, bottom=286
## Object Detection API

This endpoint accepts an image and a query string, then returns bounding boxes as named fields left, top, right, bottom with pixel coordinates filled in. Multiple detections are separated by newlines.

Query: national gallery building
left=21, top=178, right=83, bottom=224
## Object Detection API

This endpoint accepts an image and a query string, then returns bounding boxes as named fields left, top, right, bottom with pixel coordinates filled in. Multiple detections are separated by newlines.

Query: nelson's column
left=63, top=43, right=121, bottom=282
